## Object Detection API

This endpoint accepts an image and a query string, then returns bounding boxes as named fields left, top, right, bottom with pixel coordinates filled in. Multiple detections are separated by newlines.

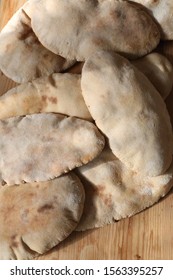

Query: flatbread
left=76, top=146, right=173, bottom=230
left=132, top=52, right=173, bottom=100
left=0, top=2, right=74, bottom=83
left=0, top=113, right=105, bottom=186
left=0, top=73, right=92, bottom=121
left=81, top=50, right=173, bottom=176
left=30, top=0, right=160, bottom=60
left=0, top=173, right=85, bottom=259
left=128, top=0, right=173, bottom=40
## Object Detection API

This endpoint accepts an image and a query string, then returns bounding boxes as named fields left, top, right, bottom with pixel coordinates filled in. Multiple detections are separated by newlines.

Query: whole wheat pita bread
left=30, top=0, right=160, bottom=60
left=0, top=73, right=92, bottom=121
left=81, top=50, right=173, bottom=177
left=128, top=0, right=173, bottom=40
left=132, top=52, right=173, bottom=100
left=0, top=113, right=105, bottom=186
left=0, top=2, right=74, bottom=83
left=0, top=173, right=85, bottom=259
left=76, top=146, right=173, bottom=231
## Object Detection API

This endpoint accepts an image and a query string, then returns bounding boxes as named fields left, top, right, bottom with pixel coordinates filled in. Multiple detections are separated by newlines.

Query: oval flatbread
left=0, top=113, right=105, bottom=186
left=0, top=173, right=85, bottom=259
left=81, top=50, right=173, bottom=176
left=30, top=0, right=160, bottom=60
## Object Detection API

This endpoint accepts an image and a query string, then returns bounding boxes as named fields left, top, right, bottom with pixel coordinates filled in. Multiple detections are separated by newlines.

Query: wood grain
left=0, top=0, right=173, bottom=260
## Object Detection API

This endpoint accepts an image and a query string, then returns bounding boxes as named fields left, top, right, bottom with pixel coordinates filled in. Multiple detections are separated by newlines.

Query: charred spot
left=37, top=204, right=54, bottom=213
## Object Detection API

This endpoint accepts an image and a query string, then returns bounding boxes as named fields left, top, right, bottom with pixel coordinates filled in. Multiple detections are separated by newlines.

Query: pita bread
left=0, top=2, right=74, bottom=83
left=132, top=52, right=173, bottom=100
left=0, top=173, right=85, bottom=259
left=0, top=73, right=92, bottom=121
left=30, top=0, right=160, bottom=60
left=0, top=113, right=105, bottom=186
left=128, top=0, right=173, bottom=40
left=76, top=146, right=173, bottom=231
left=81, top=50, right=173, bottom=177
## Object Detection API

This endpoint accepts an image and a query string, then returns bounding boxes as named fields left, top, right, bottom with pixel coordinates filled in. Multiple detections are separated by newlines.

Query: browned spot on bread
left=37, top=204, right=54, bottom=213
left=23, top=162, right=34, bottom=175
left=94, top=185, right=112, bottom=207
left=11, top=241, right=19, bottom=248
left=82, top=155, right=91, bottom=164
left=11, top=234, right=17, bottom=240
left=92, top=37, right=105, bottom=47
left=11, top=235, right=19, bottom=248
left=103, top=194, right=112, bottom=207
left=42, top=95, right=47, bottom=102
left=48, top=97, right=57, bottom=104
left=28, top=193, right=34, bottom=198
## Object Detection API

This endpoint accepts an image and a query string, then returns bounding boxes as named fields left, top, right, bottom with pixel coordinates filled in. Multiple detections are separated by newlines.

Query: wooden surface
left=1, top=0, right=173, bottom=260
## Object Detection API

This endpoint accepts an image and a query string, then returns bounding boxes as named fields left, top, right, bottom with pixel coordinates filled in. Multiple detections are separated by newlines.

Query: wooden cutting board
left=1, top=0, right=173, bottom=260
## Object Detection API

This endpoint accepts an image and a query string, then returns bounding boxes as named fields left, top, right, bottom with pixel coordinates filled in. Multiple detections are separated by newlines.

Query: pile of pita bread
left=0, top=0, right=173, bottom=260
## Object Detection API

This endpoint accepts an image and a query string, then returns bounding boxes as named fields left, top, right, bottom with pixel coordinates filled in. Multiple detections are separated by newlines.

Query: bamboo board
left=0, top=0, right=173, bottom=260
